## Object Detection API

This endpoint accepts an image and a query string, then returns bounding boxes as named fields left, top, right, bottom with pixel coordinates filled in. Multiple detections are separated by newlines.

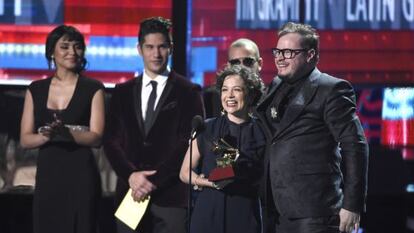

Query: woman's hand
left=41, top=113, right=74, bottom=142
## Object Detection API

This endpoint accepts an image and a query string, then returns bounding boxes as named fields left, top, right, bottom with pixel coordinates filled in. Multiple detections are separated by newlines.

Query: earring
left=221, top=109, right=226, bottom=116
left=50, top=56, right=55, bottom=69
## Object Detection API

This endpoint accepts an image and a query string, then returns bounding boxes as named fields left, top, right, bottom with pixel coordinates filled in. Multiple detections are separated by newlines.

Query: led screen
left=0, top=0, right=172, bottom=87
left=190, top=0, right=414, bottom=86
left=189, top=0, right=414, bottom=161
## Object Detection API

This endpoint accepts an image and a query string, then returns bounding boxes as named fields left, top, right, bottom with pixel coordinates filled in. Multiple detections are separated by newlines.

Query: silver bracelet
left=37, top=125, right=51, bottom=134
left=65, top=125, right=89, bottom=132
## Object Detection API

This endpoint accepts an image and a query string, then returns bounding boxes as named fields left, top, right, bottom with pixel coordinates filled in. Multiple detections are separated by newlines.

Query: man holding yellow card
left=104, top=16, right=204, bottom=233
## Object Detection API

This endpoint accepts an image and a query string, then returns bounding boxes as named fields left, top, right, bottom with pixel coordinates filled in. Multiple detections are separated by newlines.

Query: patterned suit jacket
left=256, top=68, right=368, bottom=219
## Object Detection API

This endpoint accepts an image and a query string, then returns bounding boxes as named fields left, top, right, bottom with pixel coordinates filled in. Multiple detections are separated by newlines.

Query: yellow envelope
left=114, top=189, right=150, bottom=230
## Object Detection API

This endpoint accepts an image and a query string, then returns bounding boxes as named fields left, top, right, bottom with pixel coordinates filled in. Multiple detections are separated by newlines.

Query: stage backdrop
left=1, top=0, right=414, bottom=157
left=0, top=0, right=172, bottom=87
left=189, top=0, right=414, bottom=158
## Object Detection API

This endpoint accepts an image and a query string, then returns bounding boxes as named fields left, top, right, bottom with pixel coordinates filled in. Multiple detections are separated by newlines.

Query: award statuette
left=208, top=138, right=239, bottom=184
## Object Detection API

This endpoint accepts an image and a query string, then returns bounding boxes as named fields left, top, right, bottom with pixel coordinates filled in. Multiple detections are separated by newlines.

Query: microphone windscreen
left=191, top=115, right=204, bottom=131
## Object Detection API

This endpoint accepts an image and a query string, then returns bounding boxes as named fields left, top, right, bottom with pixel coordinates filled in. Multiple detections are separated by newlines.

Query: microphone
left=188, top=115, right=204, bottom=229
left=190, top=115, right=204, bottom=139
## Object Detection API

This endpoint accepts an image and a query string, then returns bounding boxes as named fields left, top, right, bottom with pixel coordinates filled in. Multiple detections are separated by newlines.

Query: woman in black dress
left=20, top=25, right=105, bottom=233
left=180, top=65, right=265, bottom=233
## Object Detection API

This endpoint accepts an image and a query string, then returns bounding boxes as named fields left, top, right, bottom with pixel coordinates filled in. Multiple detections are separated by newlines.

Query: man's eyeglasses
left=228, top=57, right=257, bottom=67
left=272, top=48, right=308, bottom=59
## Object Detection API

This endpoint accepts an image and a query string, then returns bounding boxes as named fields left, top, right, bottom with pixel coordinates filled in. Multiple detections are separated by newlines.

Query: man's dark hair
left=138, top=17, right=172, bottom=46
left=278, top=22, right=319, bottom=63
left=45, top=25, right=87, bottom=72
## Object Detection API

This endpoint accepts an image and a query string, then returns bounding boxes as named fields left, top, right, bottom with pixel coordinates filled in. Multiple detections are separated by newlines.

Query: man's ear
left=169, top=42, right=174, bottom=55
left=137, top=43, right=142, bottom=56
left=257, top=57, right=263, bottom=72
left=306, top=49, right=316, bottom=63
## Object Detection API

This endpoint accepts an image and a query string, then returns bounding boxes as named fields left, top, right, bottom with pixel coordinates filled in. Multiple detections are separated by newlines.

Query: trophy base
left=208, top=166, right=235, bottom=181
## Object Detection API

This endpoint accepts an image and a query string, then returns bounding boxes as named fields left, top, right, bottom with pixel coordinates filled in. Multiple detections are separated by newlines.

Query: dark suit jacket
left=104, top=71, right=204, bottom=207
left=256, top=68, right=368, bottom=219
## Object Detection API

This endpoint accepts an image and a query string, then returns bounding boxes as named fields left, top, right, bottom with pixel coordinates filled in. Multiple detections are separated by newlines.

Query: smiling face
left=275, top=32, right=314, bottom=80
left=221, top=75, right=248, bottom=121
left=53, top=35, right=84, bottom=72
left=138, top=33, right=171, bottom=78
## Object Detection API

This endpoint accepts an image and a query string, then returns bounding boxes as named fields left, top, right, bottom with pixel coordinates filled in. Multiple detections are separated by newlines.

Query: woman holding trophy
left=180, top=65, right=265, bottom=233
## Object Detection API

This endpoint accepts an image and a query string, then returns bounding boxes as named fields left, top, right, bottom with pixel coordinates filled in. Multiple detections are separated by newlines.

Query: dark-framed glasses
left=228, top=57, right=257, bottom=67
left=272, top=48, right=308, bottom=59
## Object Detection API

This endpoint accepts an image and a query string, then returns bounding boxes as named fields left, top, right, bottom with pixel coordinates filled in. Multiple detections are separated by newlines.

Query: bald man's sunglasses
left=228, top=57, right=257, bottom=67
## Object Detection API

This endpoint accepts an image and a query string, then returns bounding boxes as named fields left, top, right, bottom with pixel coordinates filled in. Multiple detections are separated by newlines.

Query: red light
left=382, top=120, right=414, bottom=147
left=402, top=148, right=414, bottom=160
left=327, top=34, right=332, bottom=41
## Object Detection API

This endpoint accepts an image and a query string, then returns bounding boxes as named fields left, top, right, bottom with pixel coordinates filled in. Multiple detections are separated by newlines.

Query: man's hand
left=339, top=208, right=360, bottom=233
left=128, top=170, right=157, bottom=202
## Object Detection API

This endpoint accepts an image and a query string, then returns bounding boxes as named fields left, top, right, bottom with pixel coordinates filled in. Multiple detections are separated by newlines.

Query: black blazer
left=256, top=68, right=368, bottom=219
left=104, top=71, right=204, bottom=207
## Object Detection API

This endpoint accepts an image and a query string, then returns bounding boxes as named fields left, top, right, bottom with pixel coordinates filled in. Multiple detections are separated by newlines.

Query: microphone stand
left=187, top=115, right=202, bottom=233
left=187, top=131, right=196, bottom=233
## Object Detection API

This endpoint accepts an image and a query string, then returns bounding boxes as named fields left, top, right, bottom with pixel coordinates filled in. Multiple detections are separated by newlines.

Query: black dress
left=29, top=76, right=103, bottom=233
left=190, top=115, right=266, bottom=233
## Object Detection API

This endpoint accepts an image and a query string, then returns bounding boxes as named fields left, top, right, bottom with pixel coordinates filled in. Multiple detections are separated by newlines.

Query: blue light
left=382, top=88, right=414, bottom=120
left=190, top=47, right=217, bottom=85
left=0, top=36, right=142, bottom=72
left=407, top=184, right=414, bottom=193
